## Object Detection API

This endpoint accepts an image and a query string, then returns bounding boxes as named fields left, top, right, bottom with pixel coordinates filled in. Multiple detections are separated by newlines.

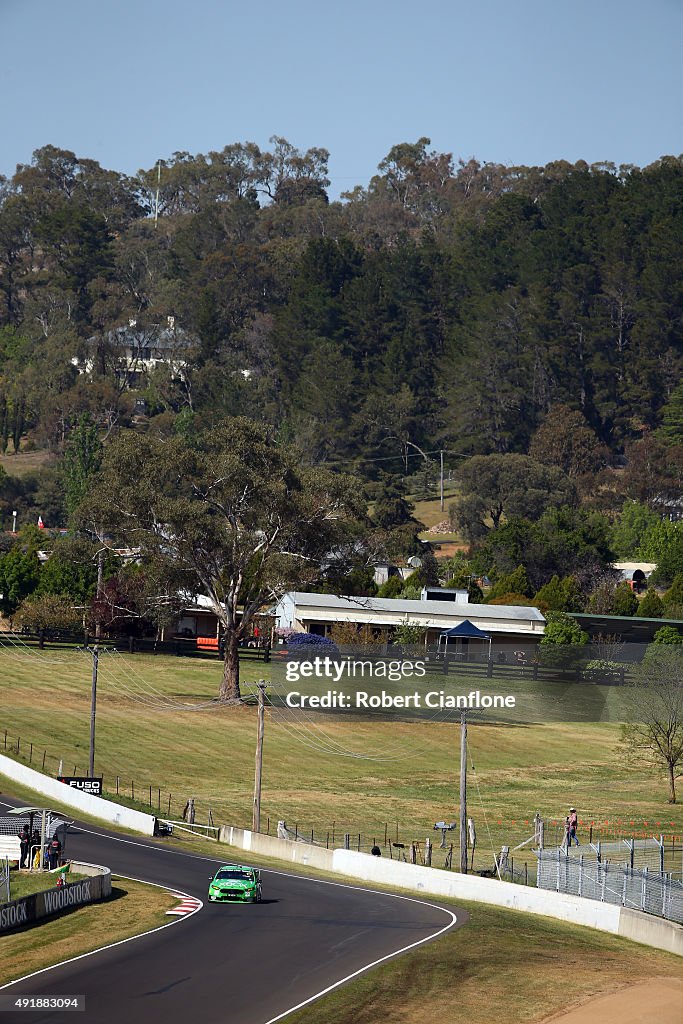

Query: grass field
left=0, top=875, right=175, bottom=986
left=2, top=871, right=86, bottom=903
left=0, top=646, right=681, bottom=863
left=0, top=449, right=55, bottom=480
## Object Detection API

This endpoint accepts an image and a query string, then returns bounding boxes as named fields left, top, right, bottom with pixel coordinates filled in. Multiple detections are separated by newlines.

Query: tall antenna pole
left=252, top=681, right=266, bottom=833
left=459, top=710, right=468, bottom=874
left=153, top=160, right=161, bottom=229
left=89, top=545, right=104, bottom=779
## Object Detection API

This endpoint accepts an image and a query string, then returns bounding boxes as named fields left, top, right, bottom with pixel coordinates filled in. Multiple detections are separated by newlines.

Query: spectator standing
left=47, top=836, right=62, bottom=870
left=568, top=807, right=580, bottom=847
left=18, top=825, right=30, bottom=868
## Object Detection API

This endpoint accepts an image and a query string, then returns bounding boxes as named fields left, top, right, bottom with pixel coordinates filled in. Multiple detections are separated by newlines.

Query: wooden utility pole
left=252, top=681, right=266, bottom=833
left=88, top=546, right=104, bottom=779
left=459, top=710, right=467, bottom=874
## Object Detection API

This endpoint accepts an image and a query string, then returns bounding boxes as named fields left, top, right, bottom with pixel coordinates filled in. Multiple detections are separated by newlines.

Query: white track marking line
left=262, top=903, right=458, bottom=1024
left=0, top=875, right=203, bottom=991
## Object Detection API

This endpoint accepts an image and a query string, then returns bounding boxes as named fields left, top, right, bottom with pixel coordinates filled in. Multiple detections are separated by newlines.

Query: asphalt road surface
left=0, top=802, right=464, bottom=1024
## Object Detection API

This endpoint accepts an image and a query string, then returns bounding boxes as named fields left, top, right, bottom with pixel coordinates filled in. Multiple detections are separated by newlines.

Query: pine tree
left=636, top=589, right=665, bottom=618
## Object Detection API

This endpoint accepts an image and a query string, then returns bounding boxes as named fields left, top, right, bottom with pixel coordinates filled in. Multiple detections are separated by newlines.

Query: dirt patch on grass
left=542, top=978, right=683, bottom=1024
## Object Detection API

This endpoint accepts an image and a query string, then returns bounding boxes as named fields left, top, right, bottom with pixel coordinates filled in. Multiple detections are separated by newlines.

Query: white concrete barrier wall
left=0, top=753, right=156, bottom=835
left=218, top=828, right=682, bottom=956
left=332, top=850, right=623, bottom=932
left=219, top=826, right=335, bottom=870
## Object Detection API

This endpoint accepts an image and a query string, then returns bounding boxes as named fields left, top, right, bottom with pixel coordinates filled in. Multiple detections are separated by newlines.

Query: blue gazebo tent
left=437, top=620, right=492, bottom=659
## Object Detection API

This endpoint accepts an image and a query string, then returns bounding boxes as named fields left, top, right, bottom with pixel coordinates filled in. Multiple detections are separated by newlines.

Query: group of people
left=18, top=825, right=62, bottom=869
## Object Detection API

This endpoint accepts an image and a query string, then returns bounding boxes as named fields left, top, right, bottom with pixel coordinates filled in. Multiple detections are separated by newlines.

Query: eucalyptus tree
left=80, top=418, right=363, bottom=700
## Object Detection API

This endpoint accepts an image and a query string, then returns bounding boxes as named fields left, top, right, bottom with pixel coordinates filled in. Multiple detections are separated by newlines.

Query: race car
left=208, top=864, right=262, bottom=903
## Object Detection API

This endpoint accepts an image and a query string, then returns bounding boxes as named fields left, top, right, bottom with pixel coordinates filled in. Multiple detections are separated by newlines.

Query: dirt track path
left=543, top=978, right=683, bottom=1023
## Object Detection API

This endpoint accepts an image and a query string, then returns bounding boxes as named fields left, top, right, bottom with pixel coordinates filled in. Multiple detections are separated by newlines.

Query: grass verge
left=0, top=875, right=176, bottom=986
left=2, top=871, right=86, bottom=903
left=284, top=898, right=683, bottom=1024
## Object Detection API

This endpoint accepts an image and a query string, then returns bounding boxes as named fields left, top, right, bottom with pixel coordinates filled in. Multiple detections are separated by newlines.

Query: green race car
left=208, top=864, right=262, bottom=903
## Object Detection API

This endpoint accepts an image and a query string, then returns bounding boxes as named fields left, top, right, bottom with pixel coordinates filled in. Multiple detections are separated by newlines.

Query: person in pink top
left=567, top=807, right=580, bottom=846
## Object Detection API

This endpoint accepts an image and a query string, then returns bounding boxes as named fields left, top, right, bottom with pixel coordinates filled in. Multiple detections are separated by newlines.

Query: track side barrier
left=0, top=754, right=156, bottom=835
left=217, top=827, right=683, bottom=957
left=0, top=861, right=111, bottom=934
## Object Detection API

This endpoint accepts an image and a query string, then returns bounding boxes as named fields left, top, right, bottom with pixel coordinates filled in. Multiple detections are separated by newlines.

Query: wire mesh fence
left=536, top=847, right=683, bottom=923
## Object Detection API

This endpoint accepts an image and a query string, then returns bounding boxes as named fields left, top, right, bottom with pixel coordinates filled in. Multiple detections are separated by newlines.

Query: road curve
left=0, top=803, right=465, bottom=1023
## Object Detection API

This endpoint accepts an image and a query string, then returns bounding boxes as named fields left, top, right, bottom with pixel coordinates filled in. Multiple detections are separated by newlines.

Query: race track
left=0, top=802, right=464, bottom=1023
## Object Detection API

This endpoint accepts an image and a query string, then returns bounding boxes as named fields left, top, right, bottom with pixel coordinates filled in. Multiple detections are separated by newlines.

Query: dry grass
left=0, top=647, right=681, bottom=858
left=2, top=872, right=86, bottom=903
left=0, top=450, right=55, bottom=480
left=0, top=876, right=175, bottom=985
left=286, top=900, right=683, bottom=1024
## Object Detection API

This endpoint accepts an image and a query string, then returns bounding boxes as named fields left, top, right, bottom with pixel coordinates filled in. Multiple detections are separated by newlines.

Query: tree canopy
left=79, top=417, right=364, bottom=699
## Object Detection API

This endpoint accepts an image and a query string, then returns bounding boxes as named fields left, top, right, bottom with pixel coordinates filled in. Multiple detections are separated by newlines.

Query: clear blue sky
left=2, top=0, right=681, bottom=196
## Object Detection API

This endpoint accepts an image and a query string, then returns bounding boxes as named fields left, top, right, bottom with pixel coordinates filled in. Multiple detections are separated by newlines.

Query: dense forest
left=0, top=138, right=682, bottom=608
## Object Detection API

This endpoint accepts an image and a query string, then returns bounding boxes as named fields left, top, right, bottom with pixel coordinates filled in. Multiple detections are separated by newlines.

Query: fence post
left=622, top=867, right=628, bottom=906
left=357, top=834, right=361, bottom=852
left=29, top=743, right=32, bottom=763
left=578, top=855, right=583, bottom=897
left=663, top=874, right=670, bottom=919
left=344, top=833, right=350, bottom=850
left=167, top=793, right=172, bottom=816
left=384, top=823, right=388, bottom=846
left=42, top=751, right=46, bottom=770
left=131, top=780, right=135, bottom=801
left=659, top=835, right=664, bottom=874
left=641, top=866, right=648, bottom=911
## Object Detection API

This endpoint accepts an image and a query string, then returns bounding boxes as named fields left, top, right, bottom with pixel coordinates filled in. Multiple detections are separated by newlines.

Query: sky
left=1, top=0, right=681, bottom=197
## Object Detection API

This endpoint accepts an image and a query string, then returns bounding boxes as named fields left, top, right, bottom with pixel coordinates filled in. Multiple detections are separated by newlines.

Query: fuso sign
left=57, top=776, right=103, bottom=797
